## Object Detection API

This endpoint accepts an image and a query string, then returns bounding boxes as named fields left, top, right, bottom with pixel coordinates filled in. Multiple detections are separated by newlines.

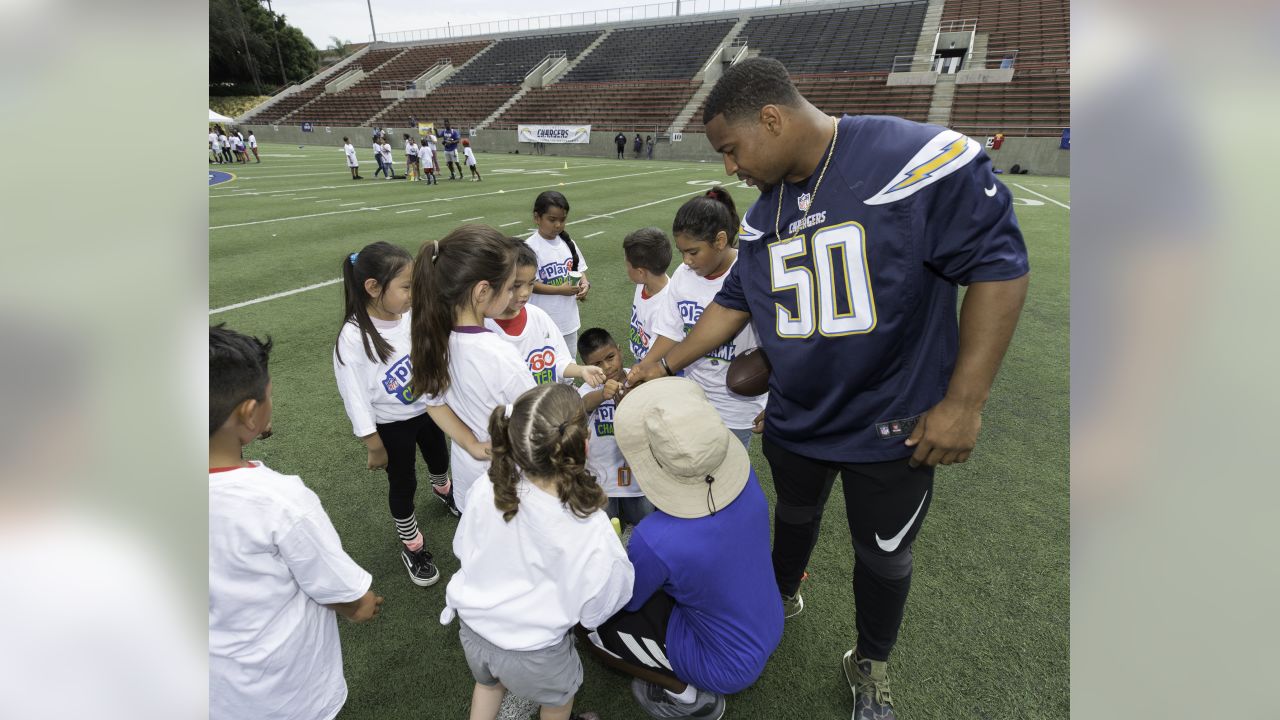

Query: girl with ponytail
left=411, top=224, right=537, bottom=514
left=441, top=383, right=633, bottom=720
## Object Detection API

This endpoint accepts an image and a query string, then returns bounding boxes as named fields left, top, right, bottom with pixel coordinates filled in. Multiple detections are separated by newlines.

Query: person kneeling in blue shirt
left=580, top=377, right=783, bottom=719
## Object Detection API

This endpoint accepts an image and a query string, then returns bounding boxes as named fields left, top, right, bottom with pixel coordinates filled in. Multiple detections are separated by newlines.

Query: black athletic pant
left=764, top=437, right=934, bottom=661
left=375, top=412, right=449, bottom=519
left=594, top=590, right=679, bottom=681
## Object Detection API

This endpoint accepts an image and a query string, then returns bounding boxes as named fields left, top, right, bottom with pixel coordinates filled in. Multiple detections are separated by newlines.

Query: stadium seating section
left=942, top=0, right=1069, bottom=136
left=241, top=0, right=1067, bottom=137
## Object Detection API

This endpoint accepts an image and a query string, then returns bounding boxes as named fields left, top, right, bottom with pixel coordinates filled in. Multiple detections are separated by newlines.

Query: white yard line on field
left=1012, top=183, right=1071, bottom=210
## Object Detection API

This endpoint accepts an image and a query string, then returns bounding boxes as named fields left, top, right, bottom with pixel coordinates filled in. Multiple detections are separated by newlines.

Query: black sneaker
left=401, top=547, right=440, bottom=587
left=630, top=679, right=725, bottom=719
left=432, top=478, right=462, bottom=518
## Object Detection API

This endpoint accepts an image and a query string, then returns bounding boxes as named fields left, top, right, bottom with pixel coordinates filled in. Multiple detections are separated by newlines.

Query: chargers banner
left=518, top=124, right=591, bottom=144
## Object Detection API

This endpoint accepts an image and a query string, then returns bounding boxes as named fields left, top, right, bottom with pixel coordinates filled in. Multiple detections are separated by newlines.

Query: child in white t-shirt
left=342, top=137, right=361, bottom=180
left=622, top=227, right=672, bottom=364
left=380, top=140, right=394, bottom=179
left=526, top=191, right=590, bottom=355
left=419, top=135, right=437, bottom=185
left=209, top=325, right=382, bottom=720
left=646, top=188, right=766, bottom=449
left=209, top=129, right=222, bottom=164
left=462, top=138, right=481, bottom=181
left=411, top=225, right=536, bottom=514
left=442, top=382, right=633, bottom=720
left=404, top=134, right=419, bottom=181
left=247, top=130, right=259, bottom=162
left=576, top=328, right=656, bottom=528
left=487, top=241, right=606, bottom=388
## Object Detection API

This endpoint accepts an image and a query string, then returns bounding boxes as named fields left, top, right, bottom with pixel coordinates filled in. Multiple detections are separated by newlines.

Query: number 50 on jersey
left=769, top=221, right=877, bottom=338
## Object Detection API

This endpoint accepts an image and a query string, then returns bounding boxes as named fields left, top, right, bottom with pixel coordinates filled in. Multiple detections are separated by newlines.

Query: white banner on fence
left=518, top=124, right=592, bottom=144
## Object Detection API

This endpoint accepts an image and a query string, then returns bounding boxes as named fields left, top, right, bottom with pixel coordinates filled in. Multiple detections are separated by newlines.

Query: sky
left=269, top=0, right=690, bottom=48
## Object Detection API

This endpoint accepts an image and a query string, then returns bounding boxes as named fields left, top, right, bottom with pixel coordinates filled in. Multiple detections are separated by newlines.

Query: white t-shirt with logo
left=344, top=143, right=358, bottom=167
left=525, top=232, right=588, bottom=335
left=485, top=304, right=573, bottom=385
left=424, top=328, right=535, bottom=512
left=209, top=462, right=372, bottom=720
left=248, top=135, right=257, bottom=149
left=578, top=368, right=642, bottom=497
left=380, top=142, right=393, bottom=164
left=628, top=283, right=668, bottom=363
left=651, top=261, right=767, bottom=430
left=333, top=313, right=427, bottom=437
left=405, top=140, right=418, bottom=158
left=442, top=476, right=634, bottom=650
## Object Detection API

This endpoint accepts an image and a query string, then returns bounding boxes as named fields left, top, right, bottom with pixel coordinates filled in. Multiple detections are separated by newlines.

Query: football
left=726, top=347, right=772, bottom=397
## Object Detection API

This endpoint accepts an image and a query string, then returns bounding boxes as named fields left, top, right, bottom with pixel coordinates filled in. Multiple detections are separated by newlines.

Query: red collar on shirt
left=704, top=268, right=729, bottom=281
left=493, top=307, right=528, bottom=336
left=209, top=462, right=252, bottom=473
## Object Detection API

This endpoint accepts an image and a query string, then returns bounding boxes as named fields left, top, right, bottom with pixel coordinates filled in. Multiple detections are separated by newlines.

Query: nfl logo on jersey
left=797, top=192, right=812, bottom=212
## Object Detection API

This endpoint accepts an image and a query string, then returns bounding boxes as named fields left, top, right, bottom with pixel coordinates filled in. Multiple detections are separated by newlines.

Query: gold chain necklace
left=775, top=116, right=838, bottom=241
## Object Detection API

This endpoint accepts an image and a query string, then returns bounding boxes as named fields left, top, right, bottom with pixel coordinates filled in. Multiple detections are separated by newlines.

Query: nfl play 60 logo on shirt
left=539, top=259, right=573, bottom=286
left=382, top=355, right=416, bottom=404
left=594, top=402, right=615, bottom=437
left=679, top=300, right=737, bottom=364
left=526, top=346, right=560, bottom=384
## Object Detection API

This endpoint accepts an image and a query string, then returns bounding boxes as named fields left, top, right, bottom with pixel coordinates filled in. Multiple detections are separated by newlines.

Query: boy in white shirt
left=209, top=129, right=222, bottom=164
left=576, top=328, right=656, bottom=528
left=486, top=241, right=605, bottom=387
left=419, top=135, right=437, bottom=185
left=462, top=139, right=482, bottom=181
left=621, top=227, right=672, bottom=364
left=209, top=325, right=382, bottom=720
left=380, top=139, right=394, bottom=179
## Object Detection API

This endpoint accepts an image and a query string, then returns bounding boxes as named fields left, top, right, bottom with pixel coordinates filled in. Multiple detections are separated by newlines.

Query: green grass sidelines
left=212, top=143, right=1069, bottom=719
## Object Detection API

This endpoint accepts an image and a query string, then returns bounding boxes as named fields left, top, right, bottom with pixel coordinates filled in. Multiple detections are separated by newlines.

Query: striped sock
left=429, top=472, right=450, bottom=491
left=394, top=515, right=423, bottom=552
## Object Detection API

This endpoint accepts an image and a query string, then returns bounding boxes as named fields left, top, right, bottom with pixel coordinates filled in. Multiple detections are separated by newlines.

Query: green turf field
left=211, top=143, right=1069, bottom=719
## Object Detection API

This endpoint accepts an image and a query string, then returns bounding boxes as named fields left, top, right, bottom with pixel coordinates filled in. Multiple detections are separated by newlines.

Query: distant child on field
left=411, top=225, right=536, bottom=514
left=526, top=191, right=590, bottom=355
left=642, top=188, right=766, bottom=449
left=442, top=382, right=634, bottom=720
left=373, top=137, right=388, bottom=178
left=209, top=325, right=382, bottom=720
left=404, top=134, right=419, bottom=181
left=334, top=242, right=472, bottom=586
left=343, top=137, right=362, bottom=180
left=380, top=138, right=395, bottom=180
left=247, top=130, right=259, bottom=162
left=621, top=227, right=672, bottom=363
left=576, top=328, right=655, bottom=528
left=462, top=139, right=482, bottom=181
left=487, top=241, right=606, bottom=388
left=420, top=136, right=437, bottom=185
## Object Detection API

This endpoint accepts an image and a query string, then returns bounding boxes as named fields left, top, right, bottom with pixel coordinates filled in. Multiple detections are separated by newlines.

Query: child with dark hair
left=442, top=383, right=633, bottom=720
left=343, top=137, right=362, bottom=180
left=576, top=328, right=656, bottom=529
left=210, top=325, right=382, bottom=720
left=411, top=225, right=536, bottom=514
left=334, top=242, right=477, bottom=584
left=487, top=241, right=606, bottom=387
left=526, top=191, right=590, bottom=355
left=642, top=188, right=766, bottom=449
left=462, top=138, right=482, bottom=181
left=622, top=227, right=672, bottom=363
left=247, top=130, right=259, bottom=162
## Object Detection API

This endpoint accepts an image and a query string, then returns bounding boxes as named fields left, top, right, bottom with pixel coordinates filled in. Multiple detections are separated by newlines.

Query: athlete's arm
left=327, top=589, right=384, bottom=623
left=905, top=274, right=1029, bottom=467
left=627, top=303, right=750, bottom=387
left=531, top=281, right=577, bottom=296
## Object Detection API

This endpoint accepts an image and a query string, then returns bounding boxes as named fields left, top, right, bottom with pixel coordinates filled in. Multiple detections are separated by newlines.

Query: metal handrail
left=891, top=49, right=1019, bottom=73
left=937, top=19, right=977, bottom=33
left=525, top=51, right=569, bottom=79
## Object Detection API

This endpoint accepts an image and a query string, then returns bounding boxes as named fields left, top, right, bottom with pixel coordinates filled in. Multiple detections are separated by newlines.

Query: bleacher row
left=242, top=0, right=1068, bottom=138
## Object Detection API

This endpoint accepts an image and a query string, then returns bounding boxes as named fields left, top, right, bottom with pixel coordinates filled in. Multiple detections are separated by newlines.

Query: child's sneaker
left=432, top=478, right=462, bottom=518
left=400, top=547, right=440, bottom=587
left=630, top=679, right=724, bottom=719
left=782, top=591, right=804, bottom=619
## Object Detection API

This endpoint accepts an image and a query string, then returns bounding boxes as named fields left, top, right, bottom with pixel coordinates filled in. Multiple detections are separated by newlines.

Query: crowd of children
left=208, top=125, right=259, bottom=164
left=209, top=187, right=779, bottom=720
left=343, top=128, right=480, bottom=183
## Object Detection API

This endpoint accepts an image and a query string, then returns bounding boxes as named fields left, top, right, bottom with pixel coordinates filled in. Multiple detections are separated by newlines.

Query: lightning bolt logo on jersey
left=717, top=115, right=1029, bottom=463
left=525, top=345, right=560, bottom=384
left=382, top=355, right=417, bottom=404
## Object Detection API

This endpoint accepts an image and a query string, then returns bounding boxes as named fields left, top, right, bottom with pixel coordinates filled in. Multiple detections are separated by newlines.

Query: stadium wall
left=256, top=124, right=1069, bottom=177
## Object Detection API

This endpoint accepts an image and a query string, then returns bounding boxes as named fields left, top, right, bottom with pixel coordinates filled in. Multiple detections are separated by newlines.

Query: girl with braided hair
left=440, top=382, right=633, bottom=720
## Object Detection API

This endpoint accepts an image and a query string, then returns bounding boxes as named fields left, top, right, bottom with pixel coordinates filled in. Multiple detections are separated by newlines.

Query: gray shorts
left=458, top=621, right=582, bottom=707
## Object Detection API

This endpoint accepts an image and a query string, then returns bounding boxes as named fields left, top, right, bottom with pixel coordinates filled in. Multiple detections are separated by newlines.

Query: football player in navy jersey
left=628, top=57, right=1030, bottom=720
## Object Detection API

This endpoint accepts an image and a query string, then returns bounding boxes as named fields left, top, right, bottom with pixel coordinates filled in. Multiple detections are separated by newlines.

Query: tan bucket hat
left=615, top=377, right=750, bottom=518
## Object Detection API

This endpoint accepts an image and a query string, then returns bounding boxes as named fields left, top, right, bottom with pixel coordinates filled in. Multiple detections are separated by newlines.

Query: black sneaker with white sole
left=401, top=547, right=440, bottom=587
left=432, top=480, right=462, bottom=518
left=630, top=679, right=725, bottom=720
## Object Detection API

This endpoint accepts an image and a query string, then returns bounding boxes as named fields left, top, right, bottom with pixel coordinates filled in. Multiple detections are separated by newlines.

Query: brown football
left=726, top=347, right=771, bottom=397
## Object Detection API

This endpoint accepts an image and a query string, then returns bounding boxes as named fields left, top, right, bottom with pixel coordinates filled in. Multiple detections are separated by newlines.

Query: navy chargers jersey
left=715, top=115, right=1029, bottom=463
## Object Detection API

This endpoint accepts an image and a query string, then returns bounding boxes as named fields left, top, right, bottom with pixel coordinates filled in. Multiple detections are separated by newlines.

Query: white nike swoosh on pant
left=985, top=185, right=998, bottom=197
left=874, top=491, right=929, bottom=552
